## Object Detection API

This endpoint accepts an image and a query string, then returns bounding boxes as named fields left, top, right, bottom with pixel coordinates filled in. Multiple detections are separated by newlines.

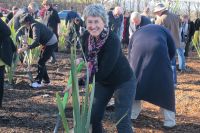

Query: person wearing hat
left=153, top=2, right=178, bottom=128
left=17, top=13, right=57, bottom=88
left=42, top=0, right=60, bottom=63
left=128, top=24, right=176, bottom=129
left=154, top=3, right=180, bottom=88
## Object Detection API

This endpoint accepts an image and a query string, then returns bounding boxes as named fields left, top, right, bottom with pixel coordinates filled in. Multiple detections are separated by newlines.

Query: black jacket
left=0, top=19, right=16, bottom=66
left=5, top=12, right=14, bottom=23
left=81, top=31, right=133, bottom=86
left=42, top=6, right=60, bottom=36
left=108, top=11, right=123, bottom=35
left=28, top=20, right=56, bottom=49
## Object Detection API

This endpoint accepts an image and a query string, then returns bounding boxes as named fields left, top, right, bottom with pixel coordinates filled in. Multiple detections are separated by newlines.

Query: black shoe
left=162, top=125, right=176, bottom=130
left=42, top=80, right=50, bottom=86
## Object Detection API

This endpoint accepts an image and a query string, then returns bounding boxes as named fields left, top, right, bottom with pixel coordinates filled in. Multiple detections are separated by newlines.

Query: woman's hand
left=76, top=58, right=83, bottom=65
left=17, top=46, right=28, bottom=54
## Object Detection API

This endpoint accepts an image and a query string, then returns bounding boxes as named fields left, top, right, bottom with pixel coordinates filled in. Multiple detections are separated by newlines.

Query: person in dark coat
left=42, top=0, right=60, bottom=63
left=129, top=11, right=151, bottom=38
left=194, top=18, right=200, bottom=31
left=128, top=24, right=176, bottom=128
left=17, top=14, right=57, bottom=88
left=122, top=11, right=130, bottom=48
left=108, top=6, right=124, bottom=41
left=81, top=4, right=136, bottom=133
left=0, top=19, right=16, bottom=108
left=65, top=6, right=79, bottom=25
left=65, top=17, right=83, bottom=53
left=181, top=15, right=195, bottom=57
left=5, top=6, right=18, bottom=23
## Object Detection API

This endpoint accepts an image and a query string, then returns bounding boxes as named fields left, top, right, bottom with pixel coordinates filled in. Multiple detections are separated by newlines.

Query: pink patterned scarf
left=87, top=28, right=109, bottom=82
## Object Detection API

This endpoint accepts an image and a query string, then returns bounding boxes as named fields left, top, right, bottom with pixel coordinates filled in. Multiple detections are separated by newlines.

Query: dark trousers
left=0, top=65, right=5, bottom=107
left=36, top=44, right=56, bottom=84
left=91, top=76, right=136, bottom=133
left=184, top=40, right=191, bottom=57
left=54, top=32, right=59, bottom=52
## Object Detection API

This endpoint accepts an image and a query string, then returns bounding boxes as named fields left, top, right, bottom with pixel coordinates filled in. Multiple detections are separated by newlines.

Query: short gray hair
left=130, top=12, right=141, bottom=22
left=83, top=4, right=108, bottom=26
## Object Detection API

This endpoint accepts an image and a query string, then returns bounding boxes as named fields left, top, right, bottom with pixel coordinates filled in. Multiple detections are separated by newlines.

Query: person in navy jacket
left=128, top=24, right=176, bottom=128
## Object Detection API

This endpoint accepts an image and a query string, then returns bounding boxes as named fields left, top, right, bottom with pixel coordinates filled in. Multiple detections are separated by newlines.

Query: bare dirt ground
left=0, top=51, right=200, bottom=133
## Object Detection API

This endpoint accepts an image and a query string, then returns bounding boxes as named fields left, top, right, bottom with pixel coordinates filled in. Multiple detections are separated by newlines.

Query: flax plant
left=5, top=24, right=20, bottom=84
left=55, top=34, right=95, bottom=133
left=167, top=0, right=180, bottom=14
left=192, top=30, right=200, bottom=57
left=19, top=31, right=40, bottom=82
left=59, top=20, right=68, bottom=51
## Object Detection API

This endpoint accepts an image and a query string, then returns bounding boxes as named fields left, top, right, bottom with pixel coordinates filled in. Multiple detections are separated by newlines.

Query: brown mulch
left=0, top=51, right=200, bottom=133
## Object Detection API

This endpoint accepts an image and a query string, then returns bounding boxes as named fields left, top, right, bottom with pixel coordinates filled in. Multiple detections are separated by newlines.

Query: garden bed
left=0, top=51, right=200, bottom=133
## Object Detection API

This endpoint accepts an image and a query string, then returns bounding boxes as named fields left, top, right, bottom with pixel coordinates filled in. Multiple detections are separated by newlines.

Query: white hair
left=130, top=12, right=141, bottom=22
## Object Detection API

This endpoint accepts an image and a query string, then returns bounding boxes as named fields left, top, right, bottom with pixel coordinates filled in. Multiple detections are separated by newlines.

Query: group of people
left=0, top=1, right=200, bottom=133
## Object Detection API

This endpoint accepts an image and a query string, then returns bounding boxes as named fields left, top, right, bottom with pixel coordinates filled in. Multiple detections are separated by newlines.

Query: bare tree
left=194, top=2, right=200, bottom=18
left=136, top=0, right=141, bottom=12
left=184, top=1, right=191, bottom=17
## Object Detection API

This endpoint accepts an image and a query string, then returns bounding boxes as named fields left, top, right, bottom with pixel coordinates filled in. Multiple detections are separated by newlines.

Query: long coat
left=0, top=19, right=16, bottom=66
left=128, top=24, right=176, bottom=112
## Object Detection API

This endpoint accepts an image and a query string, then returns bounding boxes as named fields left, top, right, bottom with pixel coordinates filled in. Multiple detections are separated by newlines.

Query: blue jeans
left=91, top=76, right=136, bottom=133
left=171, top=57, right=177, bottom=85
left=176, top=48, right=186, bottom=70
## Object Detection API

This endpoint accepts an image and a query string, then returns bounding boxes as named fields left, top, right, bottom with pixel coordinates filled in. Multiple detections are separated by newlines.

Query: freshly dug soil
left=0, top=51, right=200, bottom=133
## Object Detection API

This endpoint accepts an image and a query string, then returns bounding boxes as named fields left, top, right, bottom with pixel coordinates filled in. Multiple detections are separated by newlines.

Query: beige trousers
left=131, top=100, right=176, bottom=127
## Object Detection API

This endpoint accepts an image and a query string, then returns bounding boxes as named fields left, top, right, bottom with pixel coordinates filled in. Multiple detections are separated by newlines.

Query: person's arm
left=165, top=29, right=176, bottom=60
left=18, top=24, right=40, bottom=53
left=28, top=24, right=40, bottom=49
left=96, top=34, right=120, bottom=81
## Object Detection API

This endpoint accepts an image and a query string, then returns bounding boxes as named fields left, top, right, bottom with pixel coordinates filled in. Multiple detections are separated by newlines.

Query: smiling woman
left=81, top=4, right=136, bottom=133
left=85, top=16, right=105, bottom=37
